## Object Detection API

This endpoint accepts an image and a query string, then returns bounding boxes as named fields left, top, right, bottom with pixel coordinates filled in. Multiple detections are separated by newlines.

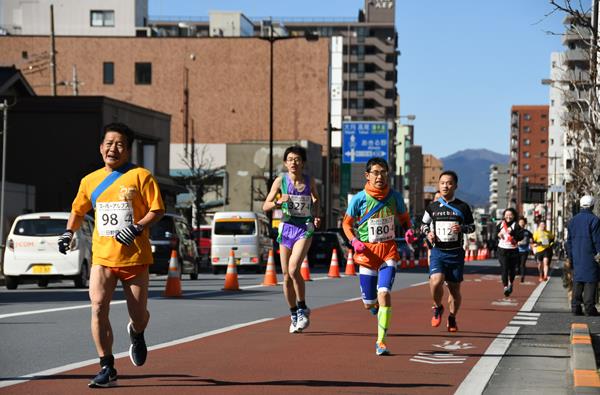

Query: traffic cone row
left=301, top=256, right=312, bottom=281
left=344, top=251, right=356, bottom=276
left=328, top=248, right=341, bottom=278
left=261, top=250, right=278, bottom=286
left=163, top=249, right=182, bottom=297
left=222, top=248, right=241, bottom=291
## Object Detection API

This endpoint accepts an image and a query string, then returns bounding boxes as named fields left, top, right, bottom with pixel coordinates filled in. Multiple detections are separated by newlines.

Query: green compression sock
left=377, top=306, right=391, bottom=343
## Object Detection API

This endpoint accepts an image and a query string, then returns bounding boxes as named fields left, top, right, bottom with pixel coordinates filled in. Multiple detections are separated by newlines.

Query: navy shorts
left=429, top=248, right=465, bottom=283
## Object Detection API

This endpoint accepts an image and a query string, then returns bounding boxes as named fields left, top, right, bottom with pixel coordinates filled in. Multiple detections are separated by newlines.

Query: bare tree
left=174, top=142, right=224, bottom=230
left=548, top=0, right=600, bottom=218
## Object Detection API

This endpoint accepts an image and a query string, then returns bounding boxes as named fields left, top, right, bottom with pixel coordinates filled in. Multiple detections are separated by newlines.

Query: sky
left=149, top=0, right=567, bottom=158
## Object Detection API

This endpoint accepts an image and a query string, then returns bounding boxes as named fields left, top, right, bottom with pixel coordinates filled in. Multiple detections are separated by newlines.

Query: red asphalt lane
left=3, top=270, right=539, bottom=395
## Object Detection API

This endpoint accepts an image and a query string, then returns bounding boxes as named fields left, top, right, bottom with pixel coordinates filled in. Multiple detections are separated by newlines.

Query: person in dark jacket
left=516, top=216, right=534, bottom=282
left=567, top=195, right=600, bottom=316
left=496, top=208, right=524, bottom=296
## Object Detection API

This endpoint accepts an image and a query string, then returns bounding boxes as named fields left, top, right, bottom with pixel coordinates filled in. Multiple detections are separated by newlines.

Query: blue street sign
left=342, top=122, right=389, bottom=164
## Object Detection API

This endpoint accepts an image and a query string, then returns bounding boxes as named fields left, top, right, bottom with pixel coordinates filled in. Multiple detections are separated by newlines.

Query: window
left=91, top=10, right=115, bottom=27
left=551, top=119, right=555, bottom=125
left=523, top=113, right=531, bottom=120
left=103, top=62, right=114, bottom=84
left=566, top=159, right=573, bottom=169
left=21, top=51, right=28, bottom=59
left=541, top=126, right=546, bottom=131
left=541, top=114, right=547, bottom=118
left=524, top=177, right=530, bottom=182
left=524, top=152, right=530, bottom=158
left=524, top=139, right=530, bottom=145
left=551, top=138, right=554, bottom=145
left=541, top=164, right=546, bottom=169
left=524, top=164, right=530, bottom=171
left=524, top=126, right=531, bottom=133
left=143, top=143, right=156, bottom=173
left=135, top=62, right=152, bottom=85
left=541, top=139, right=546, bottom=144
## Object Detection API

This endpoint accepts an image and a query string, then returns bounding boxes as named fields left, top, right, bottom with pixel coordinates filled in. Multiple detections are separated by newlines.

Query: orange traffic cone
left=400, top=254, right=407, bottom=269
left=484, top=247, right=489, bottom=259
left=328, top=248, right=341, bottom=278
left=467, top=250, right=474, bottom=262
left=477, top=249, right=483, bottom=260
left=345, top=251, right=356, bottom=276
left=301, top=256, right=312, bottom=281
left=222, top=248, right=241, bottom=291
left=419, top=255, right=427, bottom=267
left=163, top=249, right=182, bottom=297
left=262, top=250, right=278, bottom=286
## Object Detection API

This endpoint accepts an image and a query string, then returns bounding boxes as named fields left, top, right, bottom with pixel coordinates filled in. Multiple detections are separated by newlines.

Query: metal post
left=0, top=100, right=8, bottom=250
left=325, top=118, right=332, bottom=229
left=50, top=5, right=57, bottom=96
left=72, top=64, right=79, bottom=96
left=268, top=20, right=274, bottom=187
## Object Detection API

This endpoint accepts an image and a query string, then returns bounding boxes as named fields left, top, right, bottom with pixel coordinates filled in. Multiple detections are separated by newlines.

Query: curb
left=571, top=323, right=600, bottom=394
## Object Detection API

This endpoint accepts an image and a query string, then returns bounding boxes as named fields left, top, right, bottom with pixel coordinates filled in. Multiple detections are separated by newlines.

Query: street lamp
left=0, top=100, right=8, bottom=252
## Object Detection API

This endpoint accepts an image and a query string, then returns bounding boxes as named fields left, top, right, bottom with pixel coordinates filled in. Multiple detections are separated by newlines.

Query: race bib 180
left=288, top=195, right=312, bottom=217
left=96, top=201, right=133, bottom=237
left=367, top=216, right=395, bottom=243
left=435, top=220, right=459, bottom=242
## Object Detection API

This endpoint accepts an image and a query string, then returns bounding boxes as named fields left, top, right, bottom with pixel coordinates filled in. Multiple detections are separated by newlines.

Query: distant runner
left=533, top=221, right=554, bottom=282
left=342, top=157, right=411, bottom=355
left=263, top=146, right=320, bottom=333
left=421, top=171, right=475, bottom=332
left=496, top=208, right=524, bottom=296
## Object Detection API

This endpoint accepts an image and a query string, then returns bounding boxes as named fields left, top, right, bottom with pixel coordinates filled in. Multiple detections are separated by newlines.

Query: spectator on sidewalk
left=566, top=195, right=600, bottom=316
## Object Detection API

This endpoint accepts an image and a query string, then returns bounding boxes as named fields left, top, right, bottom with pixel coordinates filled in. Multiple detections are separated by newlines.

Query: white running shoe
left=296, top=308, right=311, bottom=331
left=289, top=314, right=299, bottom=333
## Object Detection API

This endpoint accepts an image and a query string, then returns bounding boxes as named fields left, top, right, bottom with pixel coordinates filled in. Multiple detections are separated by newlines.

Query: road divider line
left=410, top=281, right=429, bottom=287
left=344, top=297, right=362, bottom=302
left=0, top=318, right=273, bottom=389
left=0, top=300, right=127, bottom=320
left=455, top=278, right=548, bottom=394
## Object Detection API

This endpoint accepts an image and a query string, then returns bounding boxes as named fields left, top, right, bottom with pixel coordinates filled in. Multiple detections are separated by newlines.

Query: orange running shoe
left=431, top=305, right=444, bottom=327
left=447, top=314, right=458, bottom=332
left=375, top=341, right=390, bottom=356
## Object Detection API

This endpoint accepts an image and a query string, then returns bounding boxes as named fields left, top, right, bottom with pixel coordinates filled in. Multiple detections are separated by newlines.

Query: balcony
left=562, top=28, right=591, bottom=45
left=563, top=48, right=589, bottom=64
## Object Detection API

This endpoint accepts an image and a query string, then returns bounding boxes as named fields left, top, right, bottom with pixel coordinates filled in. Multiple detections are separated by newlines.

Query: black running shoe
left=88, top=366, right=117, bottom=388
left=447, top=314, right=458, bottom=332
left=128, top=322, right=147, bottom=366
left=503, top=286, right=510, bottom=297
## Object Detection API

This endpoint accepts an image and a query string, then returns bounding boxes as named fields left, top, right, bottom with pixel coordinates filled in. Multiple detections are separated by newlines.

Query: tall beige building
left=423, top=154, right=443, bottom=205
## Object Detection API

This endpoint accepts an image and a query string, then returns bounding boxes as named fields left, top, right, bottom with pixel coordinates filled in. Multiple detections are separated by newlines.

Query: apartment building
left=508, top=105, right=549, bottom=214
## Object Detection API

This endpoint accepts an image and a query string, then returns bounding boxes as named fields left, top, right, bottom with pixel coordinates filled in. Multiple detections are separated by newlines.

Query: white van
left=3, top=212, right=94, bottom=289
left=211, top=211, right=273, bottom=274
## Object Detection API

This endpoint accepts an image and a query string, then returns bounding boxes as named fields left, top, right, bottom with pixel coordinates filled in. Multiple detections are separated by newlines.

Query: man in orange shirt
left=58, top=123, right=164, bottom=387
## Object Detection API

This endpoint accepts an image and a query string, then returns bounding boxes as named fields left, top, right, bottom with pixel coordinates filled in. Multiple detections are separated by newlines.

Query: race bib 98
left=96, top=202, right=133, bottom=237
left=288, top=195, right=312, bottom=217
left=435, top=221, right=459, bottom=242
left=367, top=216, right=394, bottom=243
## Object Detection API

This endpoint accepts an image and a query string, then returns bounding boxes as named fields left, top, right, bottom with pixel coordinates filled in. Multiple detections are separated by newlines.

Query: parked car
left=149, top=213, right=200, bottom=279
left=307, top=231, right=349, bottom=268
left=192, top=225, right=211, bottom=266
left=3, top=212, right=94, bottom=289
left=211, top=211, right=273, bottom=274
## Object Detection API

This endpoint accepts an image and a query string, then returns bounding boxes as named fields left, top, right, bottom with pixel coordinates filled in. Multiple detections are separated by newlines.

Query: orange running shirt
left=71, top=166, right=164, bottom=267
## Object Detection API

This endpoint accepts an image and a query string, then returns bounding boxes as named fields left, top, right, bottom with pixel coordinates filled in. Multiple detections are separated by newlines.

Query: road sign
left=342, top=122, right=388, bottom=164
left=548, top=185, right=565, bottom=193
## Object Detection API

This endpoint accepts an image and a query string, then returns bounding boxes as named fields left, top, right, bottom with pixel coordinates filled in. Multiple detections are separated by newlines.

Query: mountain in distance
left=440, top=149, right=509, bottom=208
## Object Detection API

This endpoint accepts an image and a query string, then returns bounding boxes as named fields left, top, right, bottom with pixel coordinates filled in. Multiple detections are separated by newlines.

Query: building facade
left=0, top=0, right=147, bottom=36
left=508, top=105, right=549, bottom=215
left=489, top=163, right=509, bottom=219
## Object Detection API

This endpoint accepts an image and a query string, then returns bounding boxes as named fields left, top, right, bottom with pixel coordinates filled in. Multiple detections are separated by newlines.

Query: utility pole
left=0, top=100, right=8, bottom=252
left=50, top=5, right=57, bottom=96
left=71, top=65, right=79, bottom=96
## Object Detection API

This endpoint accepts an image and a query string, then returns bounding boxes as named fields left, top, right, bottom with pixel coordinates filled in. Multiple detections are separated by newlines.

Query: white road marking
left=0, top=318, right=273, bottom=389
left=511, top=315, right=538, bottom=321
left=516, top=312, right=541, bottom=317
left=455, top=278, right=549, bottom=394
left=344, top=297, right=362, bottom=302
left=410, top=281, right=429, bottom=287
left=0, top=300, right=127, bottom=320
left=509, top=320, right=538, bottom=326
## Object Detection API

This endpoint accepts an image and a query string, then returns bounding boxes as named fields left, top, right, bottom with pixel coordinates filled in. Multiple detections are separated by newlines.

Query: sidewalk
left=484, top=263, right=600, bottom=394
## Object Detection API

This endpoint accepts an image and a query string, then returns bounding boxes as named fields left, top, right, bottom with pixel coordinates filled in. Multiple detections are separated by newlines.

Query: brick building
left=0, top=36, right=330, bottom=172
left=508, top=105, right=549, bottom=214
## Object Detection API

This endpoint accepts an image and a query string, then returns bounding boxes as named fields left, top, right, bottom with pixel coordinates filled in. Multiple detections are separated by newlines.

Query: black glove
left=58, top=230, right=74, bottom=254
left=115, top=224, right=143, bottom=247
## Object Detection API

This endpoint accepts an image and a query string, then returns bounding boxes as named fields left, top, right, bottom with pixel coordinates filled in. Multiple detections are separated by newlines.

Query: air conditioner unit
left=211, top=27, right=223, bottom=37
left=135, top=27, right=152, bottom=37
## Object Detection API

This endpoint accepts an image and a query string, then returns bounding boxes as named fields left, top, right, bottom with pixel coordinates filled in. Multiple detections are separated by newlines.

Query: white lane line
left=410, top=358, right=465, bottom=365
left=344, top=297, right=362, bottom=302
left=509, top=320, right=538, bottom=326
left=516, top=312, right=541, bottom=317
left=454, top=326, right=520, bottom=394
left=0, top=300, right=127, bottom=320
left=511, top=315, right=538, bottom=321
left=0, top=318, right=273, bottom=389
left=455, top=278, right=547, bottom=394
left=520, top=278, right=549, bottom=312
left=410, top=281, right=429, bottom=287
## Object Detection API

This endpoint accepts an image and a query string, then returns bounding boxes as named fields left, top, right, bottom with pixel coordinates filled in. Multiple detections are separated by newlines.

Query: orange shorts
left=104, top=264, right=149, bottom=282
left=353, top=240, right=399, bottom=270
